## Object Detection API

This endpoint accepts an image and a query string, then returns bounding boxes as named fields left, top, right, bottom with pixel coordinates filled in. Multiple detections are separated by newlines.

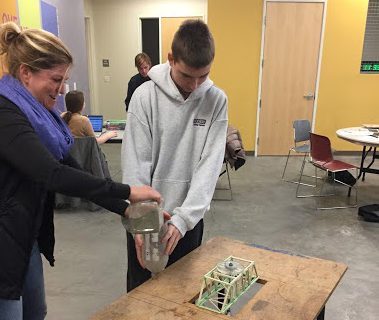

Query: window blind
left=361, top=0, right=379, bottom=73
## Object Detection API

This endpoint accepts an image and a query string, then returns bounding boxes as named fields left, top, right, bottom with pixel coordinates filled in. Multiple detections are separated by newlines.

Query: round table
left=336, top=127, right=379, bottom=148
left=336, top=127, right=379, bottom=180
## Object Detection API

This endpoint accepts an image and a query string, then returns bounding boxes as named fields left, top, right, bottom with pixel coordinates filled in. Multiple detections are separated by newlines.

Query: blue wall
left=43, top=0, right=91, bottom=112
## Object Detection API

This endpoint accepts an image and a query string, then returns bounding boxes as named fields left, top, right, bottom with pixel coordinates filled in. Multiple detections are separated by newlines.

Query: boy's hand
left=162, top=223, right=182, bottom=255
left=162, top=210, right=171, bottom=222
left=134, top=234, right=145, bottom=268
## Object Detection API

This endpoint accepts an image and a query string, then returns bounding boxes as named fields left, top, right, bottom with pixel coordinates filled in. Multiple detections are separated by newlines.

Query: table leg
left=316, top=306, right=325, bottom=320
left=363, top=147, right=377, bottom=181
left=357, top=146, right=368, bottom=181
left=350, top=146, right=368, bottom=197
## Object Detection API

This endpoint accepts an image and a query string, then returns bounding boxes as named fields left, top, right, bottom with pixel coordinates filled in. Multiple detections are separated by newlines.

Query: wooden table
left=337, top=127, right=379, bottom=181
left=91, top=237, right=347, bottom=320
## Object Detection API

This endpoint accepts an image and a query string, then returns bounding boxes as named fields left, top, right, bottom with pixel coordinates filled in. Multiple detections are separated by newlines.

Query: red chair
left=296, top=133, right=358, bottom=209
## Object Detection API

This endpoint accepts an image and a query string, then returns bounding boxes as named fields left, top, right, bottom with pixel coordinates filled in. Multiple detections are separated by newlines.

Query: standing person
left=0, top=22, right=161, bottom=320
left=121, top=20, right=228, bottom=291
left=61, top=90, right=117, bottom=144
left=124, top=52, right=151, bottom=111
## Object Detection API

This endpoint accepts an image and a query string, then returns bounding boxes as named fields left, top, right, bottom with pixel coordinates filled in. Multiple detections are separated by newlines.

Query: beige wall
left=209, top=0, right=379, bottom=151
left=85, top=0, right=207, bottom=120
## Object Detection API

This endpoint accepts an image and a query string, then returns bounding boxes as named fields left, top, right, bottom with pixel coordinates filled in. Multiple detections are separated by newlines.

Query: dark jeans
left=126, top=219, right=204, bottom=292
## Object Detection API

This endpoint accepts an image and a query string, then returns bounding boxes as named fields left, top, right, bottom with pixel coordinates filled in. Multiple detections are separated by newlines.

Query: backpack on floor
left=328, top=170, right=356, bottom=186
left=358, top=204, right=379, bottom=223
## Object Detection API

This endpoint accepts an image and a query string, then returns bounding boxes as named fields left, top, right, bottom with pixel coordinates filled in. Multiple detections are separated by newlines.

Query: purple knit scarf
left=0, top=74, right=73, bottom=160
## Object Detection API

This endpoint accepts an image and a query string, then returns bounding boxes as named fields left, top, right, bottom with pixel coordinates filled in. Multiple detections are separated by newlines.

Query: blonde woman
left=0, top=22, right=161, bottom=319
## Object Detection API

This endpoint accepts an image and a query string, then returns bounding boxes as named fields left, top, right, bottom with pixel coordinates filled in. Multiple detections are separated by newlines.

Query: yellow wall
left=0, top=0, right=18, bottom=78
left=316, top=0, right=378, bottom=151
left=17, top=0, right=41, bottom=29
left=208, top=0, right=379, bottom=152
left=208, top=0, right=262, bottom=150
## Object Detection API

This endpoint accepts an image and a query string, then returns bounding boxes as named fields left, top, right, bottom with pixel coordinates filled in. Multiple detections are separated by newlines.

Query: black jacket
left=124, top=73, right=150, bottom=111
left=0, top=96, right=129, bottom=300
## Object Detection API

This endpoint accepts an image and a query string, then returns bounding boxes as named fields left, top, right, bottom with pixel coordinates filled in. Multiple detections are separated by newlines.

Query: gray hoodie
left=121, top=62, right=228, bottom=236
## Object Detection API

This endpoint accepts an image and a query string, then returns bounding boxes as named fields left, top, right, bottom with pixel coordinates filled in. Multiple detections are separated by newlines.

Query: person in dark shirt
left=124, top=52, right=152, bottom=111
left=0, top=22, right=161, bottom=319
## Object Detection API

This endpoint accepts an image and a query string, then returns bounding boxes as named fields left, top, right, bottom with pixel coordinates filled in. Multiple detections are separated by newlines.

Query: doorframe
left=84, top=16, right=98, bottom=114
left=138, top=17, right=161, bottom=64
left=138, top=16, right=205, bottom=64
left=254, top=0, right=328, bottom=156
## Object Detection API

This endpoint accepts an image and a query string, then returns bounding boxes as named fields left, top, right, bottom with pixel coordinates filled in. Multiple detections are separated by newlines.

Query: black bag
left=358, top=204, right=379, bottom=223
left=328, top=170, right=356, bottom=186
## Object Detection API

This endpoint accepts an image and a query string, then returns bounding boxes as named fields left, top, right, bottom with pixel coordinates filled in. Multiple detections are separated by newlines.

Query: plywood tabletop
left=91, top=237, right=347, bottom=320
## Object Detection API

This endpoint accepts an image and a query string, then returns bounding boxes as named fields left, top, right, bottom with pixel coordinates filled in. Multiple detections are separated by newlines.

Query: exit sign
left=361, top=61, right=379, bottom=73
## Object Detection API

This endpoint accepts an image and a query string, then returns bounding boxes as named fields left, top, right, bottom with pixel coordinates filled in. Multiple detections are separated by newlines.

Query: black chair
left=55, top=137, right=111, bottom=211
left=214, top=160, right=233, bottom=201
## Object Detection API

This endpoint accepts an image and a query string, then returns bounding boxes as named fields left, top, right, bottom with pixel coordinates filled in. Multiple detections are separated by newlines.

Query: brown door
left=161, top=17, right=202, bottom=63
left=257, top=2, right=324, bottom=155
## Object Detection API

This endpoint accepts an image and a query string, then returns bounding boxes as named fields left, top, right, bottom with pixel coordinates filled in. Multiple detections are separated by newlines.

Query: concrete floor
left=45, top=144, right=379, bottom=320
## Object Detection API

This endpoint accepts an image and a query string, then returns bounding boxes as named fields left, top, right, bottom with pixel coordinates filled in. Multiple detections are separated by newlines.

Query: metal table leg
left=363, top=147, right=376, bottom=181
left=357, top=146, right=369, bottom=181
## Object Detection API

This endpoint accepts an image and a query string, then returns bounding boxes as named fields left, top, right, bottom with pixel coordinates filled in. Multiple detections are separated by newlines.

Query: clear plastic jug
left=124, top=200, right=160, bottom=234
left=143, top=209, right=169, bottom=274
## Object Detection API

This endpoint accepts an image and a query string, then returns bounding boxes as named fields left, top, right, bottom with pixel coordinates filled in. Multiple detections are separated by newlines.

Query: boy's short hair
left=171, top=19, right=215, bottom=68
left=65, top=90, right=84, bottom=113
left=135, top=52, right=151, bottom=68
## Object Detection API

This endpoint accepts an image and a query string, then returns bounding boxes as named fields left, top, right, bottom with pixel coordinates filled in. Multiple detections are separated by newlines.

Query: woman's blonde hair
left=0, top=22, right=73, bottom=78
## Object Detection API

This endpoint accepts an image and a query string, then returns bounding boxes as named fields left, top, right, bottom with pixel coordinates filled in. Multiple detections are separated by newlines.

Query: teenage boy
left=121, top=19, right=228, bottom=291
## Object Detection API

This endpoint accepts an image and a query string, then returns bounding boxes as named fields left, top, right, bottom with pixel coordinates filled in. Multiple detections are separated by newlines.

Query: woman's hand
left=129, top=185, right=161, bottom=204
left=105, top=130, right=118, bottom=139
left=96, top=131, right=118, bottom=144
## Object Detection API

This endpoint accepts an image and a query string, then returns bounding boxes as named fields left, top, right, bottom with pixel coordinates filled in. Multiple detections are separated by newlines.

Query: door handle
left=303, top=93, right=315, bottom=100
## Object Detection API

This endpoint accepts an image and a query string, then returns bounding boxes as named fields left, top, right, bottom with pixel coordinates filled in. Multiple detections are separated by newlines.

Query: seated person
left=61, top=90, right=116, bottom=144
